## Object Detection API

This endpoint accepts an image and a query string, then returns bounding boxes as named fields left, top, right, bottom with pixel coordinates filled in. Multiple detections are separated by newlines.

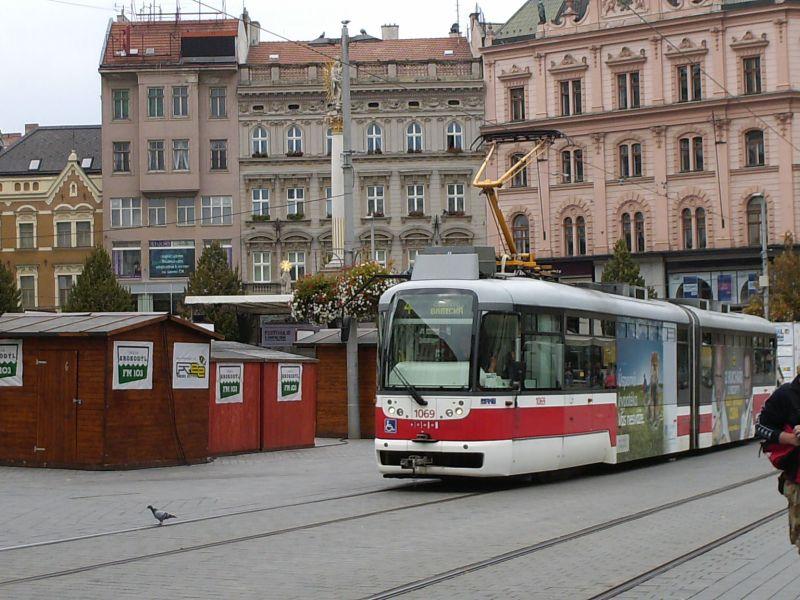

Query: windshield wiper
left=392, top=367, right=428, bottom=406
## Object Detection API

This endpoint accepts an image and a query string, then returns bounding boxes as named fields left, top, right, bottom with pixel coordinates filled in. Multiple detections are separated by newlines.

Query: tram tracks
left=362, top=471, right=778, bottom=599
left=0, top=470, right=778, bottom=591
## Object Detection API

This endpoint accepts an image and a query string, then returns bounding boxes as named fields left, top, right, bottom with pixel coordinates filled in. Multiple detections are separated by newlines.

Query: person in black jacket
left=756, top=375, right=800, bottom=554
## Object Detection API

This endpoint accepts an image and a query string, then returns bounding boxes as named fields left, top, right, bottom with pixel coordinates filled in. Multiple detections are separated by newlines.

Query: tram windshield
left=385, top=293, right=474, bottom=390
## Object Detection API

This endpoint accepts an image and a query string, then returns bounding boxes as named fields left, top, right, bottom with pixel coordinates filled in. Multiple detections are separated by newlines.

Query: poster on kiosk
left=278, top=364, right=302, bottom=401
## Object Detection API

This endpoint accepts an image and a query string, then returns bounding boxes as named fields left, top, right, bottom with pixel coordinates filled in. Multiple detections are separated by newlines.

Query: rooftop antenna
left=456, top=0, right=460, bottom=33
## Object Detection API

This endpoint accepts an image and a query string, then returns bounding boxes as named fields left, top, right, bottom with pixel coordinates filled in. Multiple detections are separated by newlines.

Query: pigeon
left=147, top=505, right=176, bottom=525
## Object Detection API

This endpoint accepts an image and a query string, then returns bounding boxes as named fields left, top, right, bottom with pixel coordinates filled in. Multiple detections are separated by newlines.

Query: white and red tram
left=375, top=253, right=776, bottom=478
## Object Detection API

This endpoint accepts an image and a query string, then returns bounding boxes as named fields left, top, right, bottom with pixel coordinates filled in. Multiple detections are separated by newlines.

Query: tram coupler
left=400, top=455, right=433, bottom=473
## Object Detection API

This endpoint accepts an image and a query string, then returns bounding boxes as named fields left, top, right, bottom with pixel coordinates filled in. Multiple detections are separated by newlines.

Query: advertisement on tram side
left=708, top=344, right=754, bottom=444
left=615, top=321, right=679, bottom=462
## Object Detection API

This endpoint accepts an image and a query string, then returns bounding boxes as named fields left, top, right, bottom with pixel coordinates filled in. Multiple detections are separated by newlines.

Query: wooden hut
left=0, top=312, right=220, bottom=469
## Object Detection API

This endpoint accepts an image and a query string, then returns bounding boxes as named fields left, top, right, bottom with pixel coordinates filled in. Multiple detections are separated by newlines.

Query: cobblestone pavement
left=1, top=440, right=797, bottom=599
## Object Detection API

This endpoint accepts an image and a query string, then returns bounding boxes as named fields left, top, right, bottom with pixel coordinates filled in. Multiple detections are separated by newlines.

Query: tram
left=374, top=250, right=777, bottom=478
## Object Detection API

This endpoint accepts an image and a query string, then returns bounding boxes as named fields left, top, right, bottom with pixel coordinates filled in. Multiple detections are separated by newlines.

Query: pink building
left=99, top=14, right=249, bottom=311
left=474, top=0, right=799, bottom=304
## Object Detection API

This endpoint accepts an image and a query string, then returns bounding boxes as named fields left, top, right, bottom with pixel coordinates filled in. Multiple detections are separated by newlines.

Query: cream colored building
left=476, top=0, right=800, bottom=304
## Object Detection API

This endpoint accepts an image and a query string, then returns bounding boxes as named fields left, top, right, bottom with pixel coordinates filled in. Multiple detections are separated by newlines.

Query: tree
left=65, top=246, right=134, bottom=312
left=744, top=232, right=800, bottom=321
left=0, top=262, right=21, bottom=314
left=186, top=242, right=242, bottom=340
left=601, top=238, right=646, bottom=286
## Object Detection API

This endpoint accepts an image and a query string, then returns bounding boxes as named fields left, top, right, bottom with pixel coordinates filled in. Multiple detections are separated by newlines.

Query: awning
left=184, top=294, right=293, bottom=315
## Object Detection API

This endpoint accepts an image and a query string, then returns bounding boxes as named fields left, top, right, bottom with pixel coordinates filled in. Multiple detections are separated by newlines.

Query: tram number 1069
left=413, top=408, right=436, bottom=419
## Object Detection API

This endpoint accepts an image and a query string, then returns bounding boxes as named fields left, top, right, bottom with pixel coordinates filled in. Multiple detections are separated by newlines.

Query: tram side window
left=479, top=313, right=520, bottom=390
left=677, top=326, right=690, bottom=406
left=564, top=316, right=616, bottom=390
left=754, top=336, right=776, bottom=386
left=522, top=313, right=563, bottom=390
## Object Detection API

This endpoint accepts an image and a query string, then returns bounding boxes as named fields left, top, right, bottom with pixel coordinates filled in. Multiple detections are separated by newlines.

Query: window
left=325, top=187, right=333, bottom=218
left=747, top=195, right=765, bottom=246
left=446, top=183, right=465, bottom=214
left=743, top=56, right=762, bottom=94
left=173, top=139, right=189, bottom=171
left=147, top=140, right=165, bottom=171
left=510, top=153, right=528, bottom=187
left=18, top=222, right=34, bottom=249
left=287, top=188, right=304, bottom=216
left=56, top=222, right=72, bottom=248
left=373, top=249, right=388, bottom=267
left=112, top=89, right=129, bottom=120
left=677, top=64, right=702, bottom=102
left=177, top=198, right=195, bottom=226
left=619, top=142, right=642, bottom=177
left=559, top=79, right=582, bottom=116
left=478, top=313, right=521, bottom=390
left=564, top=217, right=574, bottom=256
left=57, top=275, right=76, bottom=308
left=696, top=208, right=706, bottom=249
left=112, top=142, right=130, bottom=173
left=564, top=317, right=616, bottom=390
left=200, top=196, right=232, bottom=225
left=446, top=122, right=463, bottom=151
left=407, top=248, right=420, bottom=268
left=210, top=87, right=227, bottom=117
left=19, top=275, right=35, bottom=309
left=203, top=240, right=232, bottom=267
left=148, top=198, right=166, bottom=226
left=682, top=208, right=693, bottom=249
left=110, top=198, right=142, bottom=228
left=407, top=123, right=423, bottom=152
left=561, top=149, right=584, bottom=183
left=76, top=221, right=92, bottom=247
left=253, top=251, right=271, bottom=283
left=210, top=139, right=228, bottom=170
left=577, top=216, right=587, bottom=255
left=745, top=130, right=765, bottom=167
left=287, top=251, right=305, bottom=281
left=80, top=157, right=93, bottom=169
left=679, top=136, right=703, bottom=172
left=512, top=214, right=530, bottom=254
left=634, top=211, right=645, bottom=252
left=252, top=126, right=269, bottom=156
left=622, top=212, right=632, bottom=250
left=407, top=184, right=424, bottom=215
left=510, top=87, right=525, bottom=121
left=172, top=86, right=188, bottom=117
left=147, top=87, right=164, bottom=117
left=112, top=242, right=141, bottom=278
left=617, top=71, right=640, bottom=109
left=252, top=189, right=270, bottom=217
left=325, top=128, right=333, bottom=156
left=287, top=126, right=303, bottom=154
left=366, top=123, right=382, bottom=154
left=521, top=313, right=564, bottom=390
left=367, top=185, right=385, bottom=216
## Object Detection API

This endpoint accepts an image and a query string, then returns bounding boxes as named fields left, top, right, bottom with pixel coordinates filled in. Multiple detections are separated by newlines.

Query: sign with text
left=172, top=342, right=210, bottom=389
left=0, top=339, right=23, bottom=387
left=149, top=241, right=195, bottom=278
left=112, top=341, right=153, bottom=390
left=216, top=363, right=244, bottom=404
left=277, top=363, right=303, bottom=401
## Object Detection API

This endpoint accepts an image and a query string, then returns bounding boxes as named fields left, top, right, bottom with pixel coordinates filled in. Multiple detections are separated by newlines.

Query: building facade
left=99, top=15, right=249, bottom=311
left=236, top=25, right=486, bottom=290
left=477, top=0, right=800, bottom=304
left=0, top=126, right=102, bottom=310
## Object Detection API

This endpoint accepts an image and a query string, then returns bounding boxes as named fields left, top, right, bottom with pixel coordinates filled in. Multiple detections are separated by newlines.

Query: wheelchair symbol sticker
left=384, top=418, right=397, bottom=434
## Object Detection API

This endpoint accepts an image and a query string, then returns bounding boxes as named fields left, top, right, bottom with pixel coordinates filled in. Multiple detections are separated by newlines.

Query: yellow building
left=0, top=126, right=102, bottom=310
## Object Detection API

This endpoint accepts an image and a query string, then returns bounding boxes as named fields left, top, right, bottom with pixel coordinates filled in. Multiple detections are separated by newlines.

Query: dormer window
left=28, top=159, right=41, bottom=171
left=81, top=157, right=93, bottom=169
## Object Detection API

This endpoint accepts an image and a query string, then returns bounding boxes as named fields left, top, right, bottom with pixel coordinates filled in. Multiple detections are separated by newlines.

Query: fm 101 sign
left=277, top=364, right=303, bottom=401
left=112, top=341, right=153, bottom=390
left=216, top=363, right=243, bottom=404
left=0, top=339, right=23, bottom=387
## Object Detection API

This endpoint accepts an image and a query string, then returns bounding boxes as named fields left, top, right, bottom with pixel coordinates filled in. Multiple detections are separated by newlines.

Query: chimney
left=381, top=24, right=399, bottom=40
left=24, top=123, right=39, bottom=136
left=249, top=20, right=261, bottom=46
left=449, top=23, right=461, bottom=38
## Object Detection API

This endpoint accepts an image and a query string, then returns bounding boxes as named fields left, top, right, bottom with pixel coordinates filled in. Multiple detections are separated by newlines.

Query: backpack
left=762, top=425, right=800, bottom=494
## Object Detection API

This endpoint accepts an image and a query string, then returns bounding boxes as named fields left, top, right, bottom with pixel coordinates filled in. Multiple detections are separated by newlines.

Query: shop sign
left=216, top=363, right=243, bottom=404
left=173, top=342, right=210, bottom=389
left=278, top=363, right=302, bottom=401
left=113, top=341, right=153, bottom=390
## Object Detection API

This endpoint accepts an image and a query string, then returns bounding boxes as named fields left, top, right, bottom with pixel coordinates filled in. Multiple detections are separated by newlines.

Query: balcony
left=244, top=282, right=282, bottom=295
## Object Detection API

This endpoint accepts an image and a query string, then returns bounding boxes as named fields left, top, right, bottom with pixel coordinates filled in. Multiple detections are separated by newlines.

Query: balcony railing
left=244, top=282, right=282, bottom=295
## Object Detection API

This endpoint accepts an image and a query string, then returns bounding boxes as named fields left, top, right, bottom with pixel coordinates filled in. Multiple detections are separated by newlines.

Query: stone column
left=649, top=36, right=664, bottom=105
left=776, top=112, right=795, bottom=241
left=430, top=170, right=442, bottom=217
left=650, top=126, right=669, bottom=252
left=535, top=53, right=548, bottom=119
left=590, top=133, right=609, bottom=253
left=712, top=117, right=733, bottom=248
left=330, top=126, right=345, bottom=267
left=774, top=18, right=790, bottom=91
left=590, top=45, right=603, bottom=112
left=709, top=27, right=726, bottom=98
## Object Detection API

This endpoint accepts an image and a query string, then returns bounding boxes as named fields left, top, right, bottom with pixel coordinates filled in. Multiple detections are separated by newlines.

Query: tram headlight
left=388, top=407, right=396, bottom=415
left=446, top=409, right=453, bottom=417
left=455, top=407, right=464, bottom=416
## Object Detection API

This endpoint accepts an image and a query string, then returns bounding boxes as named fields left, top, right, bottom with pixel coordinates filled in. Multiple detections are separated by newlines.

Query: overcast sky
left=0, top=0, right=523, bottom=134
